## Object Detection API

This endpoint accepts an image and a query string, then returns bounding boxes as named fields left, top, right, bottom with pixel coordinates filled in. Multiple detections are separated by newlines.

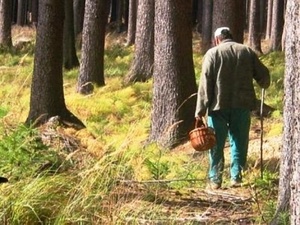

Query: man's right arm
left=253, top=54, right=271, bottom=89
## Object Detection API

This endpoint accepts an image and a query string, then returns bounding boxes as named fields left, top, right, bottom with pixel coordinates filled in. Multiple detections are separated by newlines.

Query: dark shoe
left=206, top=181, right=221, bottom=190
left=230, top=179, right=242, bottom=188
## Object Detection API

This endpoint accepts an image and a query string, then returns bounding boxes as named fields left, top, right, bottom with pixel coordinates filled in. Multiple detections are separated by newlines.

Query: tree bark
left=200, top=0, right=213, bottom=53
left=248, top=0, right=262, bottom=54
left=0, top=0, right=12, bottom=48
left=30, top=0, right=38, bottom=25
left=126, top=0, right=137, bottom=46
left=63, top=0, right=79, bottom=70
left=109, top=0, right=117, bottom=23
left=265, top=0, right=272, bottom=40
left=26, top=0, right=85, bottom=129
left=116, top=0, right=124, bottom=32
left=212, top=0, right=245, bottom=44
left=124, top=0, right=154, bottom=83
left=271, top=1, right=300, bottom=224
left=269, top=0, right=284, bottom=51
left=17, top=0, right=26, bottom=26
left=259, top=0, right=266, bottom=39
left=195, top=0, right=203, bottom=33
left=11, top=0, right=17, bottom=24
left=150, top=0, right=197, bottom=148
left=74, top=0, right=85, bottom=36
left=77, top=0, right=109, bottom=94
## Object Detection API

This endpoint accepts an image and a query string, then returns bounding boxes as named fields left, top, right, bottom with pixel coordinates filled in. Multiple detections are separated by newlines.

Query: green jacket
left=195, top=39, right=270, bottom=117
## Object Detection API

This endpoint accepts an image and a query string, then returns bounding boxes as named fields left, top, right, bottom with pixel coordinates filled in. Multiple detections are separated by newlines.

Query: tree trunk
left=259, top=0, right=266, bottom=39
left=200, top=0, right=213, bottom=53
left=77, top=0, right=109, bottom=94
left=269, top=0, right=284, bottom=51
left=235, top=0, right=246, bottom=43
left=17, top=0, right=26, bottom=26
left=116, top=0, right=124, bottom=32
left=195, top=0, right=203, bottom=33
left=11, top=0, right=17, bottom=24
left=30, top=0, right=38, bottom=26
left=271, top=1, right=300, bottom=224
left=248, top=0, right=262, bottom=54
left=0, top=0, right=12, bottom=48
left=126, top=0, right=137, bottom=46
left=26, top=0, right=85, bottom=129
left=63, top=0, right=79, bottom=70
left=191, top=0, right=198, bottom=28
left=124, top=0, right=154, bottom=83
left=265, top=0, right=272, bottom=40
left=123, top=0, right=129, bottom=29
left=74, top=0, right=85, bottom=36
left=212, top=0, right=245, bottom=44
left=109, top=0, right=117, bottom=23
left=150, top=0, right=197, bottom=148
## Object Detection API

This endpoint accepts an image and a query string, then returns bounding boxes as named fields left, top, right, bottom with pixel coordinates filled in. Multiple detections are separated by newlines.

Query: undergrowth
left=0, top=27, right=284, bottom=224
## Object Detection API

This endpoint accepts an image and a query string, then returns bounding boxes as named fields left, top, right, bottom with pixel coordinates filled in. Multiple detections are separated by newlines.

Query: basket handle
left=195, top=116, right=207, bottom=128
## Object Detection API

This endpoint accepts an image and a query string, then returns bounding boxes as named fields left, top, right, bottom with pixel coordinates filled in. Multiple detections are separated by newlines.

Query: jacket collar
left=221, top=39, right=234, bottom=44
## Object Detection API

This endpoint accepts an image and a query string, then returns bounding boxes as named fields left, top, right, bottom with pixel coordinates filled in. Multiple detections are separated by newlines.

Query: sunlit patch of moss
left=0, top=106, right=9, bottom=118
left=105, top=44, right=133, bottom=78
left=268, top=121, right=283, bottom=136
left=64, top=67, right=79, bottom=80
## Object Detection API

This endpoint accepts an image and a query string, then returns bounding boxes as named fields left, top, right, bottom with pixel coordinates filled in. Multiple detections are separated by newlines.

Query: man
left=195, top=27, right=270, bottom=189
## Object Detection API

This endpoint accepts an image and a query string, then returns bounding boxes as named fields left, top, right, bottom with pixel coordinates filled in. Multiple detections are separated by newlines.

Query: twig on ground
left=118, top=178, right=205, bottom=184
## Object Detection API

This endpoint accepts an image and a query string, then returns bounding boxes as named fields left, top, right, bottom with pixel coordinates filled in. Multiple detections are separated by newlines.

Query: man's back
left=200, top=39, right=270, bottom=112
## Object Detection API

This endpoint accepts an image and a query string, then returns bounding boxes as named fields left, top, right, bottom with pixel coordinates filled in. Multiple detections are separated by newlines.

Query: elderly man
left=195, top=27, right=270, bottom=189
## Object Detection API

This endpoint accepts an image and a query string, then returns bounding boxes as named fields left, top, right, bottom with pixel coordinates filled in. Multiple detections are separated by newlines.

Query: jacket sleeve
left=252, top=53, right=271, bottom=89
left=195, top=54, right=215, bottom=117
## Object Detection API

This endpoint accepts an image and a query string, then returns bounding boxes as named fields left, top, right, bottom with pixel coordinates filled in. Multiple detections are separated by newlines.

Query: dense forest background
left=0, top=0, right=299, bottom=224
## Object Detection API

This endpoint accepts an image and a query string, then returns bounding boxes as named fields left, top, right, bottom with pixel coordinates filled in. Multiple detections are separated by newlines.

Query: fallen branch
left=118, top=178, right=205, bottom=184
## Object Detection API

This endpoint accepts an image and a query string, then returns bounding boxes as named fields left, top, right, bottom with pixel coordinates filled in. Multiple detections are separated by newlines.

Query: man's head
left=214, top=27, right=233, bottom=45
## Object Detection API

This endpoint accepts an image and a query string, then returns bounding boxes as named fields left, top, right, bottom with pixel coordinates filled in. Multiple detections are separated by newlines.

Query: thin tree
left=77, top=0, right=109, bottom=94
left=271, top=1, right=300, bottom=224
left=124, top=0, right=154, bottom=83
left=200, top=0, right=213, bottom=53
left=259, top=0, right=267, bottom=39
left=30, top=0, right=38, bottom=26
left=116, top=0, right=124, bottom=32
left=0, top=0, right=12, bottom=48
left=63, top=0, right=79, bottom=70
left=16, top=0, right=27, bottom=26
left=126, top=0, right=137, bottom=46
left=197, top=0, right=203, bottom=33
left=248, top=0, right=262, bottom=54
left=109, top=0, right=117, bottom=23
left=74, top=0, right=85, bottom=36
left=269, top=0, right=284, bottom=51
left=26, top=0, right=85, bottom=129
left=11, top=0, right=17, bottom=24
left=149, top=0, right=197, bottom=148
left=235, top=0, right=246, bottom=44
left=265, top=0, right=273, bottom=40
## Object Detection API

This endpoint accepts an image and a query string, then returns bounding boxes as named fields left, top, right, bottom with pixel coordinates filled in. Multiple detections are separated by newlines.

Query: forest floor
left=11, top=26, right=281, bottom=224
left=159, top=130, right=280, bottom=224
left=112, top=130, right=281, bottom=224
left=47, top=120, right=281, bottom=225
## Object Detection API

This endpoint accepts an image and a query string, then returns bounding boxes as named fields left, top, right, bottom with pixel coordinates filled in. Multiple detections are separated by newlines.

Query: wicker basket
left=189, top=117, right=216, bottom=151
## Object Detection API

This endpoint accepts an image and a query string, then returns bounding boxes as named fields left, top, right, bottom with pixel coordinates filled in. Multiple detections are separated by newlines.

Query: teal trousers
left=207, top=108, right=251, bottom=184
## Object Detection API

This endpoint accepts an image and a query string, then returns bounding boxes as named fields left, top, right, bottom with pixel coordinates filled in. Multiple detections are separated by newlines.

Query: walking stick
left=260, top=88, right=265, bottom=179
